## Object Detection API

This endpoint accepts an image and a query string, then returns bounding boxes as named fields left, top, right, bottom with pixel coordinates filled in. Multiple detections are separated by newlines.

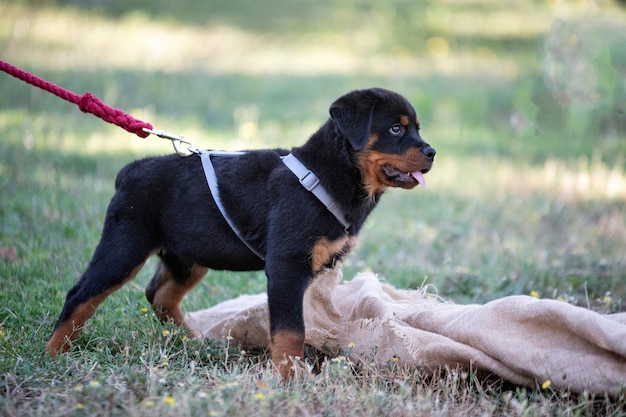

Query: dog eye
left=389, top=124, right=404, bottom=135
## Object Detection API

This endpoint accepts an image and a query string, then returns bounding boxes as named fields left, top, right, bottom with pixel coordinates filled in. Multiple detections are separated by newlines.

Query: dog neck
left=282, top=153, right=351, bottom=231
left=291, top=120, right=383, bottom=233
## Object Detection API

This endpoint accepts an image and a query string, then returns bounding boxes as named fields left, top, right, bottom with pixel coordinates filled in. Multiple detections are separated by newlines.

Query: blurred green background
left=1, top=0, right=625, bottom=311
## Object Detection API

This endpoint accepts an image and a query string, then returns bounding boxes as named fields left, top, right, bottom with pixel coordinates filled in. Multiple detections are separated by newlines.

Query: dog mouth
left=382, top=165, right=429, bottom=188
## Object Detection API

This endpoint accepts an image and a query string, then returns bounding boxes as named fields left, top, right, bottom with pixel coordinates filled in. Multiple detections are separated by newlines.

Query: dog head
left=330, top=88, right=436, bottom=198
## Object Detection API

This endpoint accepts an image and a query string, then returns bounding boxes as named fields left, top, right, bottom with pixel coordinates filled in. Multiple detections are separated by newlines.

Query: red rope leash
left=0, top=60, right=152, bottom=138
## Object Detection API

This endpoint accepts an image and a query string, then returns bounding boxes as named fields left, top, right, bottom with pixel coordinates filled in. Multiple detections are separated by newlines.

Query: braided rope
left=0, top=60, right=152, bottom=138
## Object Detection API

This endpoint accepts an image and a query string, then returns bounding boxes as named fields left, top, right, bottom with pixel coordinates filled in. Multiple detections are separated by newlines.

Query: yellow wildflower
left=164, top=396, right=176, bottom=405
left=76, top=403, right=84, bottom=409
left=348, top=342, right=355, bottom=349
left=0, top=329, right=5, bottom=337
left=542, top=379, right=552, bottom=390
left=162, top=329, right=171, bottom=337
left=529, top=211, right=541, bottom=223
left=141, top=307, right=148, bottom=314
left=89, top=380, right=101, bottom=388
left=530, top=290, right=540, bottom=298
left=254, top=393, right=265, bottom=400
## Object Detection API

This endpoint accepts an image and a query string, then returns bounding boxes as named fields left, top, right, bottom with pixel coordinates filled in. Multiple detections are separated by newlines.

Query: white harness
left=198, top=150, right=351, bottom=260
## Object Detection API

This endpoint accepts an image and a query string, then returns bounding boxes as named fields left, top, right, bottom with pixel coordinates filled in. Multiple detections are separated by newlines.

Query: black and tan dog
left=45, top=88, right=435, bottom=377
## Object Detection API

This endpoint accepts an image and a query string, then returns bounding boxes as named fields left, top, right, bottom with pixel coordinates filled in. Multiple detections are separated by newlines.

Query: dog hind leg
left=145, top=251, right=208, bottom=336
left=45, top=226, right=156, bottom=356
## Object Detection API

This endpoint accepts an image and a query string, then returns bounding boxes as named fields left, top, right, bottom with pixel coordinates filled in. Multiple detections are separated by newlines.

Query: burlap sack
left=187, top=268, right=626, bottom=394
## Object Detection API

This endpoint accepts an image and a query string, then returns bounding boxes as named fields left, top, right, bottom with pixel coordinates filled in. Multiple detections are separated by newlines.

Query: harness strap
left=198, top=151, right=351, bottom=261
left=198, top=150, right=266, bottom=260
left=282, top=153, right=352, bottom=231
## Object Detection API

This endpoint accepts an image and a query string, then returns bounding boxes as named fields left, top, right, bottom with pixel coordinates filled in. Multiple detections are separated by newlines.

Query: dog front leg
left=265, top=264, right=311, bottom=379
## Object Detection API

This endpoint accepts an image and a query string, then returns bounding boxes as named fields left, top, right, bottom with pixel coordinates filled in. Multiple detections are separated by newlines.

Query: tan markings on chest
left=310, top=236, right=356, bottom=272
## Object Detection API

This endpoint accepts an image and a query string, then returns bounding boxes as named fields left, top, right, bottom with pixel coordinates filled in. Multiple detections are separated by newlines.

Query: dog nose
left=423, top=145, right=436, bottom=159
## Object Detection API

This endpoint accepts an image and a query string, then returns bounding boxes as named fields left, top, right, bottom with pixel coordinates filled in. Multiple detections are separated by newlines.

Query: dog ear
left=329, top=89, right=383, bottom=150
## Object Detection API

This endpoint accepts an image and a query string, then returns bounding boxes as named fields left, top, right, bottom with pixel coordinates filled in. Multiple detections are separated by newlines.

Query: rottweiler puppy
left=45, top=88, right=435, bottom=378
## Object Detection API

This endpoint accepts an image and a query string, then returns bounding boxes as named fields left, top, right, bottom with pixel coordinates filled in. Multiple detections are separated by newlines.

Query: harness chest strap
left=198, top=151, right=351, bottom=260
left=199, top=150, right=266, bottom=260
left=281, top=153, right=352, bottom=231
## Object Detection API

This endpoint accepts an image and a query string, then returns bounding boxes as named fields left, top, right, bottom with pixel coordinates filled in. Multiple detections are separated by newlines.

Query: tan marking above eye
left=400, top=116, right=409, bottom=127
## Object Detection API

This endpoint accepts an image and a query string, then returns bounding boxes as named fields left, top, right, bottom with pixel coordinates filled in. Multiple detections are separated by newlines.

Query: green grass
left=1, top=0, right=626, bottom=415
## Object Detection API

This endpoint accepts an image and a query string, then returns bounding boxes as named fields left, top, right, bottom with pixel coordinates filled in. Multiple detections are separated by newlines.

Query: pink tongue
left=411, top=171, right=426, bottom=187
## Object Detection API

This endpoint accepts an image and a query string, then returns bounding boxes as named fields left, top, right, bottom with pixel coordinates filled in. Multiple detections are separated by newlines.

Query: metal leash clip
left=142, top=128, right=199, bottom=157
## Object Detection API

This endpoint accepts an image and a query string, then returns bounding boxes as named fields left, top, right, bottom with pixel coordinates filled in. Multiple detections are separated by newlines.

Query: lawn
left=1, top=0, right=625, bottom=415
